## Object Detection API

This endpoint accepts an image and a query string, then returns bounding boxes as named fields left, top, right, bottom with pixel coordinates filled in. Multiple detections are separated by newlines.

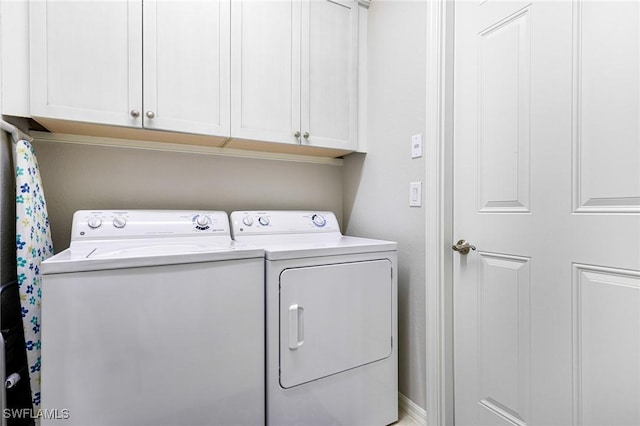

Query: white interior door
left=453, top=1, right=640, bottom=425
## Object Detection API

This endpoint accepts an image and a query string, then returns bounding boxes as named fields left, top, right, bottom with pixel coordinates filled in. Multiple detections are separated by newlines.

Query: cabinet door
left=30, top=0, right=142, bottom=128
left=143, top=0, right=230, bottom=136
left=301, top=0, right=358, bottom=150
left=231, top=0, right=301, bottom=145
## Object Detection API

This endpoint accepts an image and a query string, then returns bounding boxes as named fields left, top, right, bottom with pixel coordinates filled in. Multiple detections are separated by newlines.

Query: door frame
left=425, top=0, right=455, bottom=425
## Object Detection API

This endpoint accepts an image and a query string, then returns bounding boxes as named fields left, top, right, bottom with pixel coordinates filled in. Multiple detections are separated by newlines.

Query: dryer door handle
left=288, top=304, right=305, bottom=350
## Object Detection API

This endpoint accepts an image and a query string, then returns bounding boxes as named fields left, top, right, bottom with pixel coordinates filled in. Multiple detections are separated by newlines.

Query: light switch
left=409, top=182, right=422, bottom=207
left=411, top=134, right=423, bottom=158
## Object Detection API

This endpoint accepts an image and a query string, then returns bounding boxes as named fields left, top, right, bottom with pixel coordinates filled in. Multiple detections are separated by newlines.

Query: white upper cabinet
left=30, top=0, right=143, bottom=128
left=231, top=0, right=301, bottom=145
left=143, top=0, right=230, bottom=136
left=302, top=0, right=358, bottom=151
left=30, top=0, right=230, bottom=137
left=28, top=0, right=362, bottom=154
left=231, top=0, right=358, bottom=151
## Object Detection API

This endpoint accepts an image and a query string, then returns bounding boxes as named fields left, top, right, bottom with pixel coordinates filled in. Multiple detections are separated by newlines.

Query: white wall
left=32, top=141, right=344, bottom=251
left=343, top=0, right=427, bottom=409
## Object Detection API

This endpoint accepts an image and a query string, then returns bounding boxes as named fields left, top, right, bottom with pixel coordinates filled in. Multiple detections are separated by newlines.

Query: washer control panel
left=71, top=210, right=231, bottom=241
left=230, top=211, right=340, bottom=236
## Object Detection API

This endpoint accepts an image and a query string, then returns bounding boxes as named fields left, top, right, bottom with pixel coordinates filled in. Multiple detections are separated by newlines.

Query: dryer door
left=279, top=259, right=392, bottom=388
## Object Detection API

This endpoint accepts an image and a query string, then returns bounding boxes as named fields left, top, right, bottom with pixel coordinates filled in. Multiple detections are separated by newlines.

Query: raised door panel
left=279, top=260, right=392, bottom=389
left=573, top=265, right=640, bottom=426
left=478, top=8, right=530, bottom=213
left=231, top=0, right=300, bottom=145
left=30, top=0, right=142, bottom=127
left=573, top=1, right=640, bottom=213
left=143, top=0, right=230, bottom=136
left=477, top=253, right=530, bottom=426
left=302, top=0, right=358, bottom=151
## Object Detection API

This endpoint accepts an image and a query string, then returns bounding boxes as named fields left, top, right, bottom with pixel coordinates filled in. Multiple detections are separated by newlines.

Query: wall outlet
left=409, top=182, right=422, bottom=207
left=411, top=134, right=423, bottom=158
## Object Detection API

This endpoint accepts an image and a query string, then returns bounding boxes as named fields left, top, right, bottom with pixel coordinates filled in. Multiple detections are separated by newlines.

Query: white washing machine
left=230, top=210, right=398, bottom=426
left=41, top=210, right=265, bottom=426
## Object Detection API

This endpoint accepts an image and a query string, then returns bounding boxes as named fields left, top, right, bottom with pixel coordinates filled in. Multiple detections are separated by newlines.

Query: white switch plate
left=411, top=134, right=423, bottom=158
left=409, top=182, right=422, bottom=207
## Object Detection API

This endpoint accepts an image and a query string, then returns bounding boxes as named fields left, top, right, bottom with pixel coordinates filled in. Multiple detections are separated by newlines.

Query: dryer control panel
left=71, top=210, right=231, bottom=241
left=230, top=211, right=341, bottom=236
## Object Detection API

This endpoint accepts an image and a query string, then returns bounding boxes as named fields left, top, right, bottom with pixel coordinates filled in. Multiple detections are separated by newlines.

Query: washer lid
left=42, top=241, right=263, bottom=275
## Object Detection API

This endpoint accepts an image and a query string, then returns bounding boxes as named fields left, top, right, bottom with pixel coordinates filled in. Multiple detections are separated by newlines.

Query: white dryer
left=41, top=210, right=265, bottom=426
left=231, top=210, right=398, bottom=426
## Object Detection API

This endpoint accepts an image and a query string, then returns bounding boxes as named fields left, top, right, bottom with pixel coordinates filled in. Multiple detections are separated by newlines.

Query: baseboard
left=398, top=393, right=427, bottom=425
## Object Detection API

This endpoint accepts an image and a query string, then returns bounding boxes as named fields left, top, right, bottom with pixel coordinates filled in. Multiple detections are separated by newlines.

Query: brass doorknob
left=452, top=239, right=476, bottom=255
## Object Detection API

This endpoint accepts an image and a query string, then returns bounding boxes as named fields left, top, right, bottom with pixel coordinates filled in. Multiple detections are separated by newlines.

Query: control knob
left=258, top=216, right=270, bottom=226
left=87, top=216, right=102, bottom=229
left=196, top=215, right=210, bottom=227
left=112, top=216, right=127, bottom=229
left=242, top=216, right=254, bottom=226
left=312, top=214, right=326, bottom=227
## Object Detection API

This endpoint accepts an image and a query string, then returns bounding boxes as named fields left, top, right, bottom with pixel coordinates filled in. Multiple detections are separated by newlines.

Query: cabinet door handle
left=146, top=111, right=155, bottom=119
left=130, top=109, right=140, bottom=118
left=303, top=132, right=310, bottom=139
left=294, top=131, right=301, bottom=138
